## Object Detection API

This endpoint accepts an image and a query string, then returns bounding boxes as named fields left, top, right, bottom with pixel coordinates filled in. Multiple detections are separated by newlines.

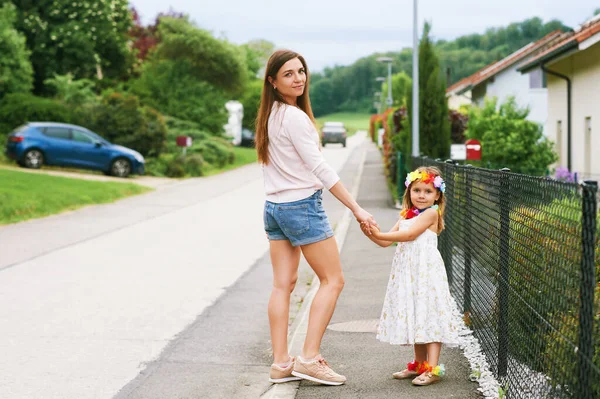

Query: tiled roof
left=518, top=16, right=600, bottom=71
left=446, top=30, right=563, bottom=95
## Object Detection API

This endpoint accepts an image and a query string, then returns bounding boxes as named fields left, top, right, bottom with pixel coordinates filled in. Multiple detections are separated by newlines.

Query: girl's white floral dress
left=376, top=216, right=460, bottom=345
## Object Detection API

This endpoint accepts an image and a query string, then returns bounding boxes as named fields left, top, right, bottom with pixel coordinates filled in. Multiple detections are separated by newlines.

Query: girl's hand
left=369, top=224, right=381, bottom=238
left=360, top=221, right=371, bottom=236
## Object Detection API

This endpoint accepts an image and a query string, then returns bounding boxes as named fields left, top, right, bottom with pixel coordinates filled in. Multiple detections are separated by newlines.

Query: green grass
left=204, top=146, right=258, bottom=176
left=0, top=169, right=152, bottom=225
left=316, top=112, right=371, bottom=137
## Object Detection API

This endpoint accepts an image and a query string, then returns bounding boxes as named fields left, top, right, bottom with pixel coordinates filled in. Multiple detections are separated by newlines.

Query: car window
left=72, top=130, right=95, bottom=144
left=43, top=127, right=71, bottom=140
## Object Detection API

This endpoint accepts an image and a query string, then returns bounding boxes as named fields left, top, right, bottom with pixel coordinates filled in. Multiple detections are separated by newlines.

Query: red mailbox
left=176, top=136, right=192, bottom=147
left=466, top=139, right=482, bottom=161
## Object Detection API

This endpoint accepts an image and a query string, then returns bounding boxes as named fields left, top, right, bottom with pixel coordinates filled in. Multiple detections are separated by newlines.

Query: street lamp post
left=376, top=57, right=393, bottom=108
left=412, top=0, right=419, bottom=157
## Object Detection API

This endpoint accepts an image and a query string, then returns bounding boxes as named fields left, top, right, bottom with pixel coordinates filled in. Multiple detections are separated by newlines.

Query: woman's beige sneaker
left=291, top=355, right=346, bottom=386
left=269, top=358, right=302, bottom=383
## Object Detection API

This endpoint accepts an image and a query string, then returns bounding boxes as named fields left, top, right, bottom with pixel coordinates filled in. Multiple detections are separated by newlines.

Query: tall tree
left=405, top=23, right=451, bottom=160
left=5, top=0, right=133, bottom=93
left=152, top=17, right=248, bottom=96
left=0, top=3, right=33, bottom=97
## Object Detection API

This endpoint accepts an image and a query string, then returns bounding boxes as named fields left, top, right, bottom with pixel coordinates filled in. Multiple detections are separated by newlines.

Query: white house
left=446, top=31, right=564, bottom=136
left=518, top=15, right=600, bottom=181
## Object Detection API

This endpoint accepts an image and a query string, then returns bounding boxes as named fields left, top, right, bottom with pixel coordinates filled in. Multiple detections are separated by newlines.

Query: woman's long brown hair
left=255, top=50, right=316, bottom=165
left=402, top=166, right=446, bottom=234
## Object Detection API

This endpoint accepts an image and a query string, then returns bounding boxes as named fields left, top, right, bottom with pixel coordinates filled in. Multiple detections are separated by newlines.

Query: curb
left=261, top=140, right=368, bottom=399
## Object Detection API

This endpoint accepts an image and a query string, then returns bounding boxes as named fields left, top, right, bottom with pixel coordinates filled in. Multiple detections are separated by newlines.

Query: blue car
left=5, top=122, right=144, bottom=178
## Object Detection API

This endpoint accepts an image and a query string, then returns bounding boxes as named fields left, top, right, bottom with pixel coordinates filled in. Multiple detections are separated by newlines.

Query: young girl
left=361, top=166, right=460, bottom=386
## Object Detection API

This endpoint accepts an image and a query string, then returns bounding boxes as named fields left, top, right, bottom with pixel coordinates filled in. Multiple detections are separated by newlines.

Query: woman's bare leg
left=299, top=237, right=345, bottom=359
left=268, top=240, right=301, bottom=364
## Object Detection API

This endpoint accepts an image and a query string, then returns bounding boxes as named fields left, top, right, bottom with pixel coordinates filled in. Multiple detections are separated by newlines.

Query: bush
left=466, top=97, right=557, bottom=175
left=74, top=92, right=167, bottom=157
left=146, top=153, right=205, bottom=178
left=191, top=136, right=234, bottom=168
left=505, top=197, right=600, bottom=392
left=0, top=93, right=71, bottom=136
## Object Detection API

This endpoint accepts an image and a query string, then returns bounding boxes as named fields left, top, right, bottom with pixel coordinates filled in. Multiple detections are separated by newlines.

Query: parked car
left=321, top=122, right=347, bottom=147
left=241, top=128, right=255, bottom=147
left=4, top=122, right=145, bottom=178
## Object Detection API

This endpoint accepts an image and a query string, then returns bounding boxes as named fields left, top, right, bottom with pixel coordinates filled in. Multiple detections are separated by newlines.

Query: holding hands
left=354, top=207, right=378, bottom=234
left=360, top=222, right=381, bottom=238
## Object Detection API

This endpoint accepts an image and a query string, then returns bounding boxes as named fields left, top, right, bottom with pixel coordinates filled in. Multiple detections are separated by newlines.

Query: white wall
left=548, top=41, right=600, bottom=180
left=484, top=65, right=548, bottom=135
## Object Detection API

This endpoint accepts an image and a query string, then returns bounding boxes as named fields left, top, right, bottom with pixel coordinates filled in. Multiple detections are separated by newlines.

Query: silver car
left=321, top=122, right=347, bottom=147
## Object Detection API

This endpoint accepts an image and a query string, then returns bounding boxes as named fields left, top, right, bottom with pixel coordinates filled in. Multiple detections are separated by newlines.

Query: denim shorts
left=264, top=190, right=334, bottom=247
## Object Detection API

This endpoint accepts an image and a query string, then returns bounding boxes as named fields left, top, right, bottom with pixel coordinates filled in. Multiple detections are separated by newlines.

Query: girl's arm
left=371, top=209, right=437, bottom=242
left=361, top=220, right=399, bottom=247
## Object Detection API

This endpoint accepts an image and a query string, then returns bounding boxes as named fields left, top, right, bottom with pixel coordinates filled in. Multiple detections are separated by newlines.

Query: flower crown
left=405, top=170, right=446, bottom=193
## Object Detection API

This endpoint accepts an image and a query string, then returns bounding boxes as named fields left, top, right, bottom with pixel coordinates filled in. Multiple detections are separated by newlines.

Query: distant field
left=316, top=112, right=371, bottom=137
left=0, top=169, right=151, bottom=225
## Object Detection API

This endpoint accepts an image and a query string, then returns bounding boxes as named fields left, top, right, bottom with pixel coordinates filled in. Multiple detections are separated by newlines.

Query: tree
left=5, top=0, right=133, bottom=93
left=379, top=71, right=412, bottom=112
left=405, top=23, right=451, bottom=160
left=240, top=80, right=262, bottom=130
left=152, top=17, right=248, bottom=96
left=241, top=39, right=275, bottom=78
left=0, top=3, right=33, bottom=97
left=466, top=97, right=557, bottom=175
left=130, top=58, right=229, bottom=134
left=44, top=73, right=97, bottom=105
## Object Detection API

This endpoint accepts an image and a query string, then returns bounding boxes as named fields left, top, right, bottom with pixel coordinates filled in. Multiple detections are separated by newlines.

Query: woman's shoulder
left=278, top=102, right=309, bottom=123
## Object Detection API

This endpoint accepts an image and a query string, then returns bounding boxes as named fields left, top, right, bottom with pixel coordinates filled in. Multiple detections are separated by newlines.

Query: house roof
left=518, top=15, right=600, bottom=72
left=446, top=30, right=563, bottom=95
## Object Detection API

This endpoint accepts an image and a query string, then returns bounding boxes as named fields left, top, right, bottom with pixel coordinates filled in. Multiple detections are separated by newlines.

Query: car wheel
left=110, top=158, right=131, bottom=178
left=22, top=149, right=44, bottom=169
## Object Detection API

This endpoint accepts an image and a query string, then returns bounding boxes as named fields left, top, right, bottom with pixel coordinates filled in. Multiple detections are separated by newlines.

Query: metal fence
left=410, top=156, right=599, bottom=399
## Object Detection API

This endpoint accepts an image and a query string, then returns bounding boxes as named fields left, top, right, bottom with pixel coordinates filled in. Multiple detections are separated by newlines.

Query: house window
left=584, top=117, right=591, bottom=175
left=529, top=69, right=547, bottom=89
left=556, top=120, right=562, bottom=161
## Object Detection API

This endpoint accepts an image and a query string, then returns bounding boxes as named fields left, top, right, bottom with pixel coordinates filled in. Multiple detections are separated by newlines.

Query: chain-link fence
left=410, top=156, right=599, bottom=398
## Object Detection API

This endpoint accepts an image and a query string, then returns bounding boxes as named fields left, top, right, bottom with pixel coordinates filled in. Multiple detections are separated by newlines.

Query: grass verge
left=204, top=146, right=257, bottom=176
left=0, top=169, right=151, bottom=225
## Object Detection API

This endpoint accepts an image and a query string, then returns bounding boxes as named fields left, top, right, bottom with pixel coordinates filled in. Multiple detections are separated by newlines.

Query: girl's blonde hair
left=255, top=49, right=315, bottom=165
left=402, top=166, right=446, bottom=234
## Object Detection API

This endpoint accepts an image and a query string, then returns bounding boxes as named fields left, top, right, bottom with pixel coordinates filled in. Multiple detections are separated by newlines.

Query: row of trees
left=310, top=15, right=585, bottom=116
left=0, top=1, right=273, bottom=176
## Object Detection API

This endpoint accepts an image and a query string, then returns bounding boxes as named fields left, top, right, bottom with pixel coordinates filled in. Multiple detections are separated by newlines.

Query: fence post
left=579, top=180, right=597, bottom=398
left=444, top=159, right=455, bottom=285
left=464, top=165, right=473, bottom=316
left=498, top=168, right=510, bottom=378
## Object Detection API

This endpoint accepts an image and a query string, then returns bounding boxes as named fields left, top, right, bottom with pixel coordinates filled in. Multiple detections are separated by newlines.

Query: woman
left=256, top=49, right=376, bottom=386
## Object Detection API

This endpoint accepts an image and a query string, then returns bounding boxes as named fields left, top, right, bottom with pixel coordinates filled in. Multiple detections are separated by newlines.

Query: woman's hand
left=353, top=207, right=376, bottom=228
left=360, top=221, right=371, bottom=236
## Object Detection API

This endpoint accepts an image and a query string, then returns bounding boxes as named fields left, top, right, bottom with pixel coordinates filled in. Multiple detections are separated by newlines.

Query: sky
left=129, top=0, right=596, bottom=72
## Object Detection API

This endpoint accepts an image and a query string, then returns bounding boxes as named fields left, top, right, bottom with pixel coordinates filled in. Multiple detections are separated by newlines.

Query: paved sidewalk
left=294, top=143, right=482, bottom=399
